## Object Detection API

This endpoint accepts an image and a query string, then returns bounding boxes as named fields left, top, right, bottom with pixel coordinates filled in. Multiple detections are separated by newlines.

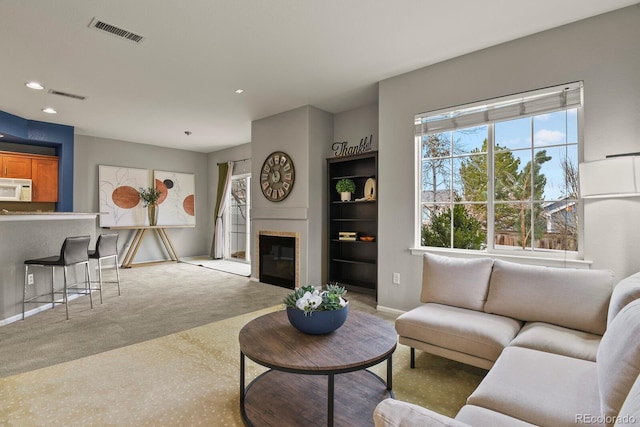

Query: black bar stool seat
left=25, top=255, right=64, bottom=265
left=23, top=235, right=94, bottom=320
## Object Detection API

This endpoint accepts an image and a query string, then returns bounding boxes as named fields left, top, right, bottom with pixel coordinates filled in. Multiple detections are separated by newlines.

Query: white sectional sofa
left=374, top=253, right=640, bottom=427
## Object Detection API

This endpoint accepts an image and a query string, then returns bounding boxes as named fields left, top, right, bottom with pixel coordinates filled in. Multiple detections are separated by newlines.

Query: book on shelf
left=338, top=231, right=358, bottom=241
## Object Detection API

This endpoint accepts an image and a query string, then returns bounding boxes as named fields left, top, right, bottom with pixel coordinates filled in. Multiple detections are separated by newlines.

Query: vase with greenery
left=139, top=187, right=163, bottom=226
left=336, top=178, right=356, bottom=202
left=283, top=284, right=348, bottom=334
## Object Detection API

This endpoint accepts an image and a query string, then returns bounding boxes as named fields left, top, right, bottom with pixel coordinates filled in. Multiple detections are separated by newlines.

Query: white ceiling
left=0, top=1, right=636, bottom=153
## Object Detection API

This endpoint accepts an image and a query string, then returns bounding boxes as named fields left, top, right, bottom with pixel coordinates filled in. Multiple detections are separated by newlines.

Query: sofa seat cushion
left=395, top=303, right=522, bottom=363
left=485, top=259, right=613, bottom=335
left=509, top=321, right=601, bottom=361
left=420, top=253, right=494, bottom=311
left=373, top=399, right=471, bottom=427
left=467, top=346, right=602, bottom=427
left=456, top=405, right=537, bottom=426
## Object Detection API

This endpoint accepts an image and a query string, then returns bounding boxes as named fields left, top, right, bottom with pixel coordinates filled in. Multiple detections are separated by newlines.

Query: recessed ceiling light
left=235, top=89, right=244, bottom=94
left=42, top=107, right=57, bottom=114
left=26, top=82, right=45, bottom=90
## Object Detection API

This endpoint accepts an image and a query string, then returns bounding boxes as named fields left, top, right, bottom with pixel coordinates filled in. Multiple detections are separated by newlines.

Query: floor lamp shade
left=579, top=156, right=640, bottom=198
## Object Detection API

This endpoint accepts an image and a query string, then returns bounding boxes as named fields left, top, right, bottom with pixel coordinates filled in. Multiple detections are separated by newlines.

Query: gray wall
left=74, top=135, right=210, bottom=262
left=377, top=5, right=640, bottom=311
left=332, top=103, right=379, bottom=158
left=309, top=107, right=333, bottom=285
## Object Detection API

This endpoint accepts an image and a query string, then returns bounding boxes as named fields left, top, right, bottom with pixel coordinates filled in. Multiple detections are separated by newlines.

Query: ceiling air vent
left=48, top=89, right=86, bottom=101
left=88, top=17, right=145, bottom=44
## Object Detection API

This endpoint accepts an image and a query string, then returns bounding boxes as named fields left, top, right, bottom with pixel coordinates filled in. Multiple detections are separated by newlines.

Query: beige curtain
left=210, top=162, right=233, bottom=258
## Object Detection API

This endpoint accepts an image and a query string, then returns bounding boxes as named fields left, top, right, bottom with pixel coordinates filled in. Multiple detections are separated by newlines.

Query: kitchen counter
left=0, top=211, right=98, bottom=221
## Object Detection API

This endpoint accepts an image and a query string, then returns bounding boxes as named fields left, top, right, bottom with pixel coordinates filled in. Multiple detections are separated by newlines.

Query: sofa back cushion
left=420, top=253, right=494, bottom=311
left=608, top=272, right=640, bottom=326
left=598, top=299, right=640, bottom=425
left=484, top=259, right=613, bottom=335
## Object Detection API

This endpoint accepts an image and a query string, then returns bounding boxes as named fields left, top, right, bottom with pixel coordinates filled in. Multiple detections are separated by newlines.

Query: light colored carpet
left=0, top=262, right=290, bottom=378
left=0, top=306, right=486, bottom=426
left=183, top=256, right=251, bottom=277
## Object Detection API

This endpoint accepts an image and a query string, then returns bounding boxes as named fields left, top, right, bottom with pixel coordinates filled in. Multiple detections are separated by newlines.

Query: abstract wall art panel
left=154, top=170, right=196, bottom=226
left=99, top=165, right=149, bottom=227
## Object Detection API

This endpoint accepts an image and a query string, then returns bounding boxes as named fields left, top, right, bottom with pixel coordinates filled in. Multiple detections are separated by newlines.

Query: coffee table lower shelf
left=242, top=369, right=393, bottom=427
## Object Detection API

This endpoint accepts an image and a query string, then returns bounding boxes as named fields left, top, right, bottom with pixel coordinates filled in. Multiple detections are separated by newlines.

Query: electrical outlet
left=392, top=272, right=400, bottom=285
left=27, top=274, right=34, bottom=285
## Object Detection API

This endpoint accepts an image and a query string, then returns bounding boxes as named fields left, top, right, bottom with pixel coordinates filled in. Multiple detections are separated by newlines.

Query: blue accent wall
left=0, top=110, right=74, bottom=211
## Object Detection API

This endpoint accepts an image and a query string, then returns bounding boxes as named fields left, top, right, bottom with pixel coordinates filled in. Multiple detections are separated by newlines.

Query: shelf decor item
left=339, top=231, right=358, bottom=241
left=283, top=284, right=348, bottom=334
left=138, top=186, right=163, bottom=226
left=364, top=177, right=377, bottom=200
left=336, top=178, right=356, bottom=201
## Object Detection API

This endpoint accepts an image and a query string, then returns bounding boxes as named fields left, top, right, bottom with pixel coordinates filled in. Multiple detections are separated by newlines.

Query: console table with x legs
left=108, top=225, right=191, bottom=268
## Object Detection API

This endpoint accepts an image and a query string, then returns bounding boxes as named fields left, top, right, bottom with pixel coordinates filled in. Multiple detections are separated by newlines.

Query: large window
left=416, top=82, right=582, bottom=254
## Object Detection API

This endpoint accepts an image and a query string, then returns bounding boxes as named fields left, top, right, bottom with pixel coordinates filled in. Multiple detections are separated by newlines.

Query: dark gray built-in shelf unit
left=327, top=151, right=378, bottom=296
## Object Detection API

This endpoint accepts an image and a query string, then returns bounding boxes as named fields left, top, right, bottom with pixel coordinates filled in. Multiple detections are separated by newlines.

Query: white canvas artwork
left=154, top=170, right=196, bottom=226
left=98, top=165, right=149, bottom=227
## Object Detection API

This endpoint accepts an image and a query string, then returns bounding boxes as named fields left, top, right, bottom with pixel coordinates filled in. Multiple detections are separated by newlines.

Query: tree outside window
left=418, top=108, right=579, bottom=254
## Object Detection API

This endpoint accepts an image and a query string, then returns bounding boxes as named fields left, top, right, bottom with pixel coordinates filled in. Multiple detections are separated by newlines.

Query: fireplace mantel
left=251, top=207, right=308, bottom=220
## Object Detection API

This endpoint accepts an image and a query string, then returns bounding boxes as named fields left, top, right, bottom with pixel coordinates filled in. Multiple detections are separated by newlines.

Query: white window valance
left=415, top=81, right=583, bottom=135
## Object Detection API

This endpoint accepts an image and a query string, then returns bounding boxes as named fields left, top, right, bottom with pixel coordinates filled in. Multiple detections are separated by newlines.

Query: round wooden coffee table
left=239, top=309, right=397, bottom=427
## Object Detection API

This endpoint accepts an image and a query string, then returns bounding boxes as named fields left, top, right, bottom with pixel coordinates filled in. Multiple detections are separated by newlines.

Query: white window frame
left=411, top=82, right=589, bottom=267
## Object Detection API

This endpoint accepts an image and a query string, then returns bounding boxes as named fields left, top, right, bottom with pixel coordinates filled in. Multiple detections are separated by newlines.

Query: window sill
left=409, top=246, right=592, bottom=269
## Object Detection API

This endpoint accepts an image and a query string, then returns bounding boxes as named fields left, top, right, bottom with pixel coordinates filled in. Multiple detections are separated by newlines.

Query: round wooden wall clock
left=260, top=151, right=295, bottom=202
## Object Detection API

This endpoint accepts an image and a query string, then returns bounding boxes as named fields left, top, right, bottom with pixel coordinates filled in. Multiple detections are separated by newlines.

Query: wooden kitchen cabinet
left=32, top=157, right=59, bottom=202
left=1, top=153, right=32, bottom=178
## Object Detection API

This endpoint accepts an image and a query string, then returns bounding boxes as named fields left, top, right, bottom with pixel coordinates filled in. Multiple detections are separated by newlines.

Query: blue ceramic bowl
left=286, top=304, right=349, bottom=335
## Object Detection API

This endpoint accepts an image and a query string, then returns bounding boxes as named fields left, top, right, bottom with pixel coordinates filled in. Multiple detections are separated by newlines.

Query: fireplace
left=258, top=232, right=298, bottom=289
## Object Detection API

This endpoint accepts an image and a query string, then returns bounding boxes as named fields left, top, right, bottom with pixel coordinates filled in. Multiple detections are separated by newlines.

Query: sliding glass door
left=225, top=174, right=251, bottom=262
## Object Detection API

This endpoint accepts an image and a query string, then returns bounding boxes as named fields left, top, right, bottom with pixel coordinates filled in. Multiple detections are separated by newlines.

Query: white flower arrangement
left=284, top=284, right=347, bottom=316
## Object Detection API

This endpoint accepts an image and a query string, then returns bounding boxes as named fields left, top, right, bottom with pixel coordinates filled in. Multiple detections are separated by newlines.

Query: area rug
left=0, top=307, right=486, bottom=426
left=183, top=257, right=251, bottom=277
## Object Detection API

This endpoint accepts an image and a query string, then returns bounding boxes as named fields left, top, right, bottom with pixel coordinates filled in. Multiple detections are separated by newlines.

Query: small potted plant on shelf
left=336, top=178, right=356, bottom=202
left=138, top=187, right=163, bottom=226
left=283, top=284, right=348, bottom=334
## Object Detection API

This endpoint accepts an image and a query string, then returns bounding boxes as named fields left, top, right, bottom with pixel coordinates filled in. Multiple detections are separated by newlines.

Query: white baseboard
left=0, top=293, right=88, bottom=326
left=375, top=305, right=405, bottom=316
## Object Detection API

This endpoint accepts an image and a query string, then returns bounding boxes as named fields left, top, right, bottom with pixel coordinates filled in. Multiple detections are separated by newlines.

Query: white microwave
left=0, top=178, right=32, bottom=202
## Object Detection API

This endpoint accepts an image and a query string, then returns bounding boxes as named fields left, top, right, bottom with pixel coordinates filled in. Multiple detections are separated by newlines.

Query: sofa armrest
left=374, top=399, right=471, bottom=427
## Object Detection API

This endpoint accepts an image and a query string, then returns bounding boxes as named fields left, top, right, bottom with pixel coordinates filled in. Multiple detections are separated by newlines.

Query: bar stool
left=23, top=235, right=93, bottom=320
left=89, top=233, right=121, bottom=302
